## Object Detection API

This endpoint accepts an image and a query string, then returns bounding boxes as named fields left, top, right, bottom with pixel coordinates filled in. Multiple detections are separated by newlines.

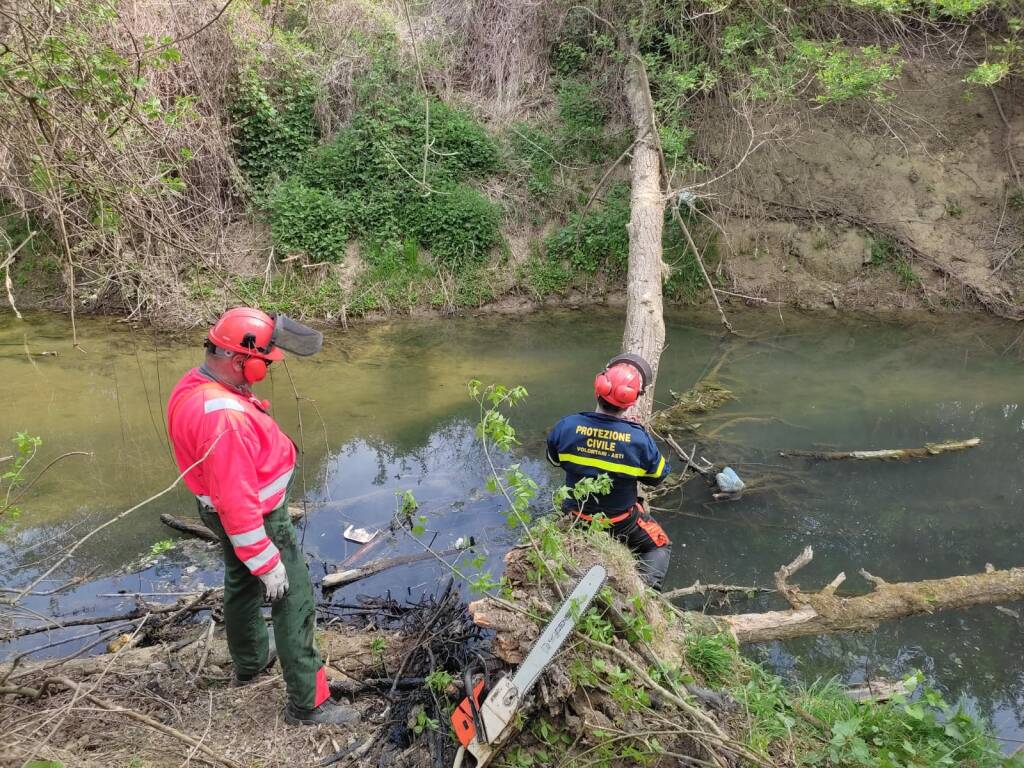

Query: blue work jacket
left=546, top=411, right=670, bottom=514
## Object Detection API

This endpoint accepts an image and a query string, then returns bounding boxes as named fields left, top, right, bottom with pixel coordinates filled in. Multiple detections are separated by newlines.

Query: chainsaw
left=451, top=564, right=607, bottom=768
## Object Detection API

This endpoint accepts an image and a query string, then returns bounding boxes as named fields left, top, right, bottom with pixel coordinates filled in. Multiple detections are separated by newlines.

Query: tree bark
left=691, top=547, right=1024, bottom=643
left=620, top=49, right=667, bottom=424
left=469, top=544, right=1024, bottom=652
left=780, top=438, right=981, bottom=461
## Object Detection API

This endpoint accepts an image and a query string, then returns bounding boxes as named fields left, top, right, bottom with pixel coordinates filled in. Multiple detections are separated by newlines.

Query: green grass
left=732, top=662, right=1020, bottom=766
left=869, top=236, right=919, bottom=288
left=684, top=633, right=736, bottom=687
left=233, top=274, right=342, bottom=317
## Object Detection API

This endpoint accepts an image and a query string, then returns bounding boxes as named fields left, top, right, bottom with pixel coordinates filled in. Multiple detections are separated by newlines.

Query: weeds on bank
left=869, top=236, right=919, bottom=288
left=232, top=45, right=502, bottom=272
left=738, top=664, right=1022, bottom=767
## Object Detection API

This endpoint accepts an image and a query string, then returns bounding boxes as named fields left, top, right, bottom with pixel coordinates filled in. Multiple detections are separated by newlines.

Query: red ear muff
left=613, top=382, right=638, bottom=406
left=594, top=371, right=612, bottom=399
left=243, top=357, right=267, bottom=384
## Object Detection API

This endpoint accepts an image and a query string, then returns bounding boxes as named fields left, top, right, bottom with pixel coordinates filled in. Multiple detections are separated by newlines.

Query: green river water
left=2, top=309, right=1023, bottom=747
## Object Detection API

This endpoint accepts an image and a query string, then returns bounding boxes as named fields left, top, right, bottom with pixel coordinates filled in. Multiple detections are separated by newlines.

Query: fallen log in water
left=470, top=539, right=1024, bottom=653
left=696, top=546, right=1024, bottom=643
left=159, top=513, right=218, bottom=542
left=779, top=437, right=981, bottom=460
left=321, top=547, right=462, bottom=589
left=160, top=506, right=306, bottom=542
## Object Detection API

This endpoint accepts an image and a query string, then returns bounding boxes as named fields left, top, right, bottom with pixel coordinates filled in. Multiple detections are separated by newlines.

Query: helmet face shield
left=269, top=314, right=323, bottom=357
left=268, top=313, right=319, bottom=360
left=606, top=353, right=653, bottom=391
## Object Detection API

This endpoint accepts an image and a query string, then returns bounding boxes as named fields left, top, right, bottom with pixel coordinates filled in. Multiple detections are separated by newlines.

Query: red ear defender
left=594, top=361, right=645, bottom=408
left=613, top=380, right=639, bottom=406
left=243, top=357, right=267, bottom=384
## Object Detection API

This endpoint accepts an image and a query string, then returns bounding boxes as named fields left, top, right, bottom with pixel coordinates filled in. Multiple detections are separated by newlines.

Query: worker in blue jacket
left=546, top=353, right=672, bottom=590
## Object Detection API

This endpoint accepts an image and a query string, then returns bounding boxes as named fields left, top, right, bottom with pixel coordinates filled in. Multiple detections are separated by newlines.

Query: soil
left=717, top=61, right=1024, bottom=316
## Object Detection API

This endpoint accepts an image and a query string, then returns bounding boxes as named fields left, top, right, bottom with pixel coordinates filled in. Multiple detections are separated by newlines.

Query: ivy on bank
left=230, top=49, right=503, bottom=273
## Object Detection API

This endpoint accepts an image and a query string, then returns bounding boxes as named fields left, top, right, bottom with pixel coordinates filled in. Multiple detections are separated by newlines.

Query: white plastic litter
left=343, top=524, right=378, bottom=544
left=715, top=466, right=745, bottom=494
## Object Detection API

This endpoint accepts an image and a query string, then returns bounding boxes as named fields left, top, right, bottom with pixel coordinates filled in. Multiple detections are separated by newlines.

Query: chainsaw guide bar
left=452, top=564, right=608, bottom=768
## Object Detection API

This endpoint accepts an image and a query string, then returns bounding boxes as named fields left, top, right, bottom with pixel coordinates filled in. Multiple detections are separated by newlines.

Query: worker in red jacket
left=167, top=307, right=357, bottom=726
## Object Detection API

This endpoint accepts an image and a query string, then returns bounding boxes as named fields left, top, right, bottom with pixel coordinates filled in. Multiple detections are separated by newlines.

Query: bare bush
left=0, top=0, right=284, bottom=328
left=426, top=0, right=562, bottom=119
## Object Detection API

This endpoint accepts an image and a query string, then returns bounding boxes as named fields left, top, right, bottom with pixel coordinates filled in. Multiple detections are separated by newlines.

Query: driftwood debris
left=159, top=513, right=218, bottom=542
left=49, top=676, right=244, bottom=768
left=159, top=506, right=306, bottom=542
left=321, top=547, right=461, bottom=589
left=699, top=546, right=1024, bottom=644
left=661, top=580, right=772, bottom=601
left=780, top=438, right=981, bottom=461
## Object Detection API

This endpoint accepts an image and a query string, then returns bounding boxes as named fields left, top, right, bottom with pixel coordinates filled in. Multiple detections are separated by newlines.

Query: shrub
left=427, top=100, right=501, bottom=180
left=556, top=78, right=612, bottom=162
left=408, top=184, right=502, bottom=268
left=524, top=251, right=573, bottom=297
left=267, top=179, right=353, bottom=262
left=544, top=185, right=631, bottom=275
left=288, top=85, right=503, bottom=264
left=230, top=67, right=319, bottom=191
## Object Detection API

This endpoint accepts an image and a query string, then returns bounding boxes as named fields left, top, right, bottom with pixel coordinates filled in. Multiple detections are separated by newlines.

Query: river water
left=2, top=309, right=1023, bottom=747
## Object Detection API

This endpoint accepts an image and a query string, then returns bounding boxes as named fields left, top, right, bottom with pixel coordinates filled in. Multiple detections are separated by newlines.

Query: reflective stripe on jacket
left=167, top=369, right=296, bottom=575
left=546, top=411, right=670, bottom=514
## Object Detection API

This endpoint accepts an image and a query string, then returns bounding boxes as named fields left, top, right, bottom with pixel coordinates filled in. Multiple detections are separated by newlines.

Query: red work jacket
left=166, top=369, right=296, bottom=576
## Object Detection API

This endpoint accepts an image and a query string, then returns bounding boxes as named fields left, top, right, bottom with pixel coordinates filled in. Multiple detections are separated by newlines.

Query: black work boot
left=233, top=636, right=278, bottom=686
left=284, top=699, right=361, bottom=726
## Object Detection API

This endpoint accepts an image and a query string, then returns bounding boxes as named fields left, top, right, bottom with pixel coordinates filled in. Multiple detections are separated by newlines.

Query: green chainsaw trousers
left=199, top=502, right=324, bottom=709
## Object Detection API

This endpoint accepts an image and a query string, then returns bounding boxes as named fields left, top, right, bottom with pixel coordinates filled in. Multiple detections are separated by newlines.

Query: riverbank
left=2, top=529, right=1018, bottom=768
left=3, top=2, right=1021, bottom=329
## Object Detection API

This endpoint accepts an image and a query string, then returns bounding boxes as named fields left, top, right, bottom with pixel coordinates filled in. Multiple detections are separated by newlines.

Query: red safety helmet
left=208, top=308, right=284, bottom=385
left=593, top=353, right=653, bottom=409
left=208, top=308, right=286, bottom=362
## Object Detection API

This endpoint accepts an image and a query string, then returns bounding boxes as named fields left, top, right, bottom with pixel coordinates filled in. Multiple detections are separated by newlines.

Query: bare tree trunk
left=621, top=50, right=667, bottom=424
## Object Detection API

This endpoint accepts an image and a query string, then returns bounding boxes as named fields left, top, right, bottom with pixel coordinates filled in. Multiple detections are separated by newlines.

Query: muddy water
left=2, top=309, right=1024, bottom=746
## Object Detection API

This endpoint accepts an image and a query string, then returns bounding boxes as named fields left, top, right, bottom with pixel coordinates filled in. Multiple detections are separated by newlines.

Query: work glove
left=258, top=560, right=289, bottom=602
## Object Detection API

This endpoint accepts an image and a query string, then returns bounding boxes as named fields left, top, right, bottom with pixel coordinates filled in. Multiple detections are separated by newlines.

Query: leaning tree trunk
left=621, top=50, right=667, bottom=424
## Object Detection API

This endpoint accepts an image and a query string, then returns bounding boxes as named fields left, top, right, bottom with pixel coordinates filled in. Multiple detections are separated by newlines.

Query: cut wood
left=780, top=438, right=980, bottom=461
left=322, top=547, right=462, bottom=589
left=845, top=678, right=906, bottom=703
